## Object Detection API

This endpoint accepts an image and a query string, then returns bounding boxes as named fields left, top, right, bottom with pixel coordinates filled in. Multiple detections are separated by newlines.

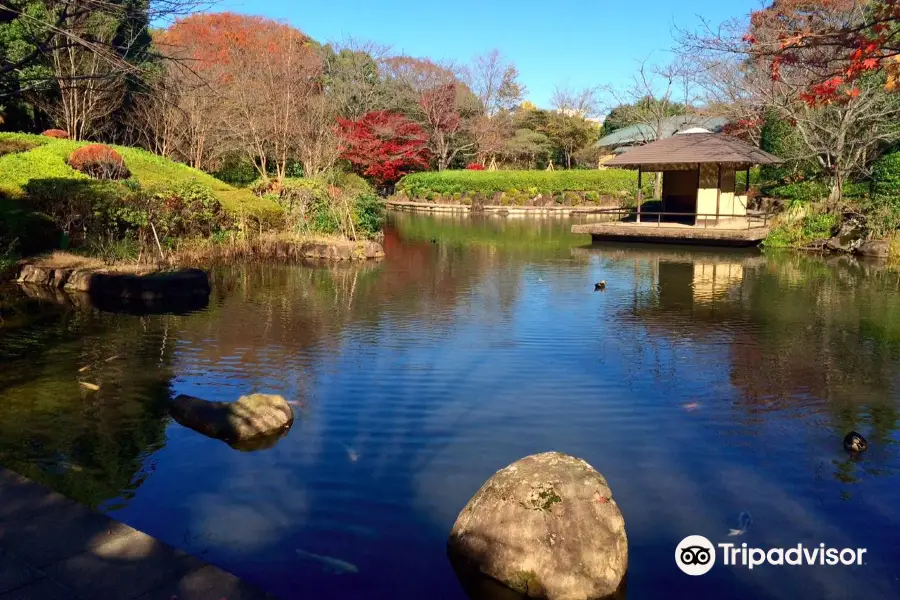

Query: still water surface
left=2, top=213, right=900, bottom=599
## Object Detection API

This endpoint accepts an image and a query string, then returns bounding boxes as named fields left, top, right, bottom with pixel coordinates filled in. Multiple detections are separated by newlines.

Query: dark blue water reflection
left=2, top=213, right=900, bottom=599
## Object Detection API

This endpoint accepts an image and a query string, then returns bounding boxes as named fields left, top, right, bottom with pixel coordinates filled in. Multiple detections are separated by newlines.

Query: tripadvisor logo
left=676, top=535, right=716, bottom=576
left=676, top=536, right=868, bottom=574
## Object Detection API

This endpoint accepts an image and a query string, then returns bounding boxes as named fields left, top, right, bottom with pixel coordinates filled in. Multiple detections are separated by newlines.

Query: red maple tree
left=744, top=0, right=900, bottom=103
left=337, top=111, right=431, bottom=186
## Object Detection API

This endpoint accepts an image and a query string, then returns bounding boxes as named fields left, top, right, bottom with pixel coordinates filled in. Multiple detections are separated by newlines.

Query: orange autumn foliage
left=68, top=145, right=130, bottom=180
left=157, top=12, right=327, bottom=179
left=42, top=129, right=69, bottom=139
left=157, top=12, right=316, bottom=81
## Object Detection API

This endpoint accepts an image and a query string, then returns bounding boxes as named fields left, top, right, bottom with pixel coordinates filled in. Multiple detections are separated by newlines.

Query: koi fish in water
left=296, top=549, right=358, bottom=574
left=728, top=511, right=753, bottom=537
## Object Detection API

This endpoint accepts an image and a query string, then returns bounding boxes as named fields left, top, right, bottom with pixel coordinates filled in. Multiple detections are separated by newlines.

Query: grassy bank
left=0, top=133, right=282, bottom=259
left=0, top=133, right=278, bottom=216
left=762, top=206, right=840, bottom=250
left=763, top=206, right=900, bottom=263
left=0, top=133, right=388, bottom=276
left=395, top=169, right=652, bottom=206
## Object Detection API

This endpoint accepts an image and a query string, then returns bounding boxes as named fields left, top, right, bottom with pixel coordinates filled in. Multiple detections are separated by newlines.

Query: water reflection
left=0, top=214, right=899, bottom=600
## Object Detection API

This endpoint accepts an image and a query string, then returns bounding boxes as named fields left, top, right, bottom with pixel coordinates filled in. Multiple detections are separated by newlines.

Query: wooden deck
left=571, top=218, right=769, bottom=247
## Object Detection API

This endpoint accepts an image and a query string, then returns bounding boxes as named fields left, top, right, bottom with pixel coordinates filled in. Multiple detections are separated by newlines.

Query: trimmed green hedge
left=396, top=169, right=647, bottom=199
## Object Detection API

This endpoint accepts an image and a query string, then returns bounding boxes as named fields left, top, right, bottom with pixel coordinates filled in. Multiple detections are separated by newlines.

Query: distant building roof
left=603, top=133, right=784, bottom=168
left=596, top=115, right=728, bottom=150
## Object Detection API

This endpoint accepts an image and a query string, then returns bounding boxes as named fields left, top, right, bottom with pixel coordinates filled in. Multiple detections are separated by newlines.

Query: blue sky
left=216, top=0, right=759, bottom=109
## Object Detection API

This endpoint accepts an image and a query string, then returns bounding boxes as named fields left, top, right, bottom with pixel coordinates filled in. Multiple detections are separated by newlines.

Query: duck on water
left=843, top=431, right=868, bottom=454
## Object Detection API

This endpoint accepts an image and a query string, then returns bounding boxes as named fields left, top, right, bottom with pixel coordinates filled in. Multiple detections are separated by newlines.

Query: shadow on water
left=15, top=281, right=211, bottom=315
left=1, top=214, right=900, bottom=599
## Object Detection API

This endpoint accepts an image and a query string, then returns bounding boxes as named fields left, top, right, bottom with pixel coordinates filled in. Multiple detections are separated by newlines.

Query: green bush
left=265, top=178, right=327, bottom=233
left=872, top=151, right=900, bottom=197
left=22, top=178, right=128, bottom=240
left=763, top=211, right=839, bottom=248
left=396, top=169, right=648, bottom=200
left=768, top=179, right=869, bottom=203
left=329, top=171, right=374, bottom=195
left=151, top=181, right=225, bottom=239
left=860, top=152, right=900, bottom=236
left=767, top=180, right=829, bottom=202
left=353, top=192, right=385, bottom=238
left=212, top=155, right=259, bottom=186
left=801, top=212, right=839, bottom=239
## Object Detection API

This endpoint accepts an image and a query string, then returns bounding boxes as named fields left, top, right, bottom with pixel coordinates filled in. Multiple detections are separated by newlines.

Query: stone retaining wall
left=386, top=199, right=618, bottom=217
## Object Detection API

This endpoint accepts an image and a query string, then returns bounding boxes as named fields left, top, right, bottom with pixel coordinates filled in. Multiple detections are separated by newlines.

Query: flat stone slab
left=572, top=221, right=769, bottom=246
left=16, top=265, right=211, bottom=314
left=0, top=468, right=275, bottom=600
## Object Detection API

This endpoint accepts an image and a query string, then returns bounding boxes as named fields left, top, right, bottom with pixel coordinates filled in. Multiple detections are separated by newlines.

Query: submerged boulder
left=857, top=239, right=891, bottom=259
left=17, top=262, right=211, bottom=314
left=448, top=452, right=627, bottom=600
left=169, top=393, right=294, bottom=450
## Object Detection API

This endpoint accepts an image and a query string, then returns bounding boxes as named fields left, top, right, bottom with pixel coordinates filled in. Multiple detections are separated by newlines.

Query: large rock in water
left=857, top=239, right=891, bottom=258
left=169, top=394, right=294, bottom=450
left=448, top=452, right=627, bottom=600
left=825, top=218, right=866, bottom=253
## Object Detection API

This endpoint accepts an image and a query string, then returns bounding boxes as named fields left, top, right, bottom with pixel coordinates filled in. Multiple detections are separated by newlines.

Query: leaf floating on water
left=79, top=381, right=100, bottom=391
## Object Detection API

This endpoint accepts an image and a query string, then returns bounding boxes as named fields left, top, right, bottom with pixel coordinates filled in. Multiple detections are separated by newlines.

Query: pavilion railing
left=579, top=207, right=775, bottom=230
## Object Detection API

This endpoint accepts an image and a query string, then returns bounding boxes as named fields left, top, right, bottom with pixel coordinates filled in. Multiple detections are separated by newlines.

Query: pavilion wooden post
left=636, top=167, right=642, bottom=223
left=715, top=164, right=722, bottom=226
left=745, top=166, right=751, bottom=215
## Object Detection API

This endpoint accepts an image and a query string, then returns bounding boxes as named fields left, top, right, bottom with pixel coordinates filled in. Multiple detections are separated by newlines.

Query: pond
left=1, top=212, right=900, bottom=599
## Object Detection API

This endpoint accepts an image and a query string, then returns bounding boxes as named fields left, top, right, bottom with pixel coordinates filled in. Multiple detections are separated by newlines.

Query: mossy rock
left=169, top=393, right=294, bottom=450
left=448, top=452, right=627, bottom=600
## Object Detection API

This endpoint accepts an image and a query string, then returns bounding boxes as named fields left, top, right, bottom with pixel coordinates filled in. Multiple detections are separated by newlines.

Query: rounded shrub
left=332, top=171, right=374, bottom=195
left=564, top=191, right=581, bottom=205
left=152, top=181, right=225, bottom=238
left=41, top=129, right=69, bottom=139
left=213, top=155, right=258, bottom=186
left=68, top=144, right=130, bottom=180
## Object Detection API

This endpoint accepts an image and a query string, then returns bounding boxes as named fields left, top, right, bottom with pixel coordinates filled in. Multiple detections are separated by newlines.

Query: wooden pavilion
left=603, top=131, right=784, bottom=226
